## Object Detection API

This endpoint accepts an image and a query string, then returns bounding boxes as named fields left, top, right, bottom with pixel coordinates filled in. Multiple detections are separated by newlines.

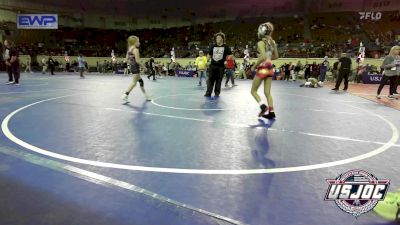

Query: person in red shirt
left=225, top=55, right=237, bottom=87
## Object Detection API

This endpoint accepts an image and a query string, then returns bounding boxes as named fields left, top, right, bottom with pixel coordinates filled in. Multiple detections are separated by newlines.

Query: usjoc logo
left=325, top=170, right=389, bottom=217
left=370, top=76, right=382, bottom=82
left=17, top=14, right=58, bottom=29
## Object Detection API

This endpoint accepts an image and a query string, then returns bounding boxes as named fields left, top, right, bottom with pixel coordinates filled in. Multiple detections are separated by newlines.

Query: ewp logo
left=17, top=14, right=58, bottom=29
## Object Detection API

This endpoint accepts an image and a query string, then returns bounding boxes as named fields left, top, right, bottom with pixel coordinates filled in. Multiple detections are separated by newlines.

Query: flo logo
left=359, top=12, right=382, bottom=20
left=325, top=170, right=390, bottom=217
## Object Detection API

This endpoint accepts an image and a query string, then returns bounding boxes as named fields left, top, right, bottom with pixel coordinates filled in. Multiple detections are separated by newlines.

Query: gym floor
left=0, top=72, right=399, bottom=225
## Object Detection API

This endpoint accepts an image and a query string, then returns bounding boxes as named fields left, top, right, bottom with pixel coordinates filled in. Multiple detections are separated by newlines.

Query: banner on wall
left=17, top=14, right=58, bottom=29
left=175, top=69, right=195, bottom=77
left=362, top=73, right=390, bottom=84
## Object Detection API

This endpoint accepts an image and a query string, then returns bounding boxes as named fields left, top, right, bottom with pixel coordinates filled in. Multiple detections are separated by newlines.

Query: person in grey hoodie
left=377, top=45, right=400, bottom=99
left=78, top=53, right=85, bottom=78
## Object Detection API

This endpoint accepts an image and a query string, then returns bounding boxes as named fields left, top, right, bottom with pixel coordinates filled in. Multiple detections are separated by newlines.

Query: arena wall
left=22, top=56, right=384, bottom=71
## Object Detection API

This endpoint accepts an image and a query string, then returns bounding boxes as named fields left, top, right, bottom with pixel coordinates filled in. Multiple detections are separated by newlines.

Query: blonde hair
left=4, top=39, right=13, bottom=46
left=127, top=35, right=139, bottom=49
left=258, top=22, right=274, bottom=39
left=388, top=45, right=400, bottom=56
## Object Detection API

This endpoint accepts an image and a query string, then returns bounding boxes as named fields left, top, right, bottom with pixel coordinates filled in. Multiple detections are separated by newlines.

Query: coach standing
left=3, top=40, right=13, bottom=84
left=3, top=40, right=20, bottom=85
left=332, top=53, right=352, bottom=91
left=204, top=32, right=232, bottom=97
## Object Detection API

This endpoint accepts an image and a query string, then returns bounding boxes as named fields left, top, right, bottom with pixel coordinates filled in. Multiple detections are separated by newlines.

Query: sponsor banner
left=17, top=14, right=58, bottom=29
left=362, top=73, right=388, bottom=84
left=176, top=69, right=195, bottom=77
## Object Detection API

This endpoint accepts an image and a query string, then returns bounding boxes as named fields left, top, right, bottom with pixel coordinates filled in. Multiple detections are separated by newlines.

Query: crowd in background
left=0, top=11, right=399, bottom=61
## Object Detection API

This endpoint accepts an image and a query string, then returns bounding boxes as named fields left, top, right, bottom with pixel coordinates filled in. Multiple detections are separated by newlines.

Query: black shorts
left=130, top=65, right=140, bottom=74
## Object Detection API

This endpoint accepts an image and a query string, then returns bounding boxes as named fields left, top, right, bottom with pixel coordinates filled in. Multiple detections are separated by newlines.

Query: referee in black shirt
left=332, top=53, right=352, bottom=91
